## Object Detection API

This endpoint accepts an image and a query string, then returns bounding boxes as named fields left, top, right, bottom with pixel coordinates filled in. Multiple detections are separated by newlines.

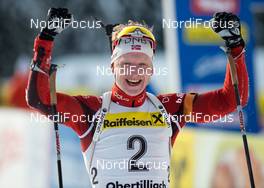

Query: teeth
left=128, top=79, right=140, bottom=83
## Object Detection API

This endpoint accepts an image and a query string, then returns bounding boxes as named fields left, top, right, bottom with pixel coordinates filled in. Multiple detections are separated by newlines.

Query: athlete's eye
left=138, top=63, right=149, bottom=68
left=118, top=62, right=131, bottom=68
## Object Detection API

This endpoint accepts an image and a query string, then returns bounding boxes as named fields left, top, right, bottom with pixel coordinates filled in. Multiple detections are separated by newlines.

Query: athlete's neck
left=111, top=84, right=146, bottom=107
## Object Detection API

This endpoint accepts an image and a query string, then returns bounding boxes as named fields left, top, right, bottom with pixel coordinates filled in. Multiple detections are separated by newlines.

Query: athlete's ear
left=111, top=63, right=115, bottom=74
left=111, top=62, right=117, bottom=80
left=148, top=64, right=154, bottom=76
left=147, top=65, right=153, bottom=83
left=150, top=65, right=153, bottom=76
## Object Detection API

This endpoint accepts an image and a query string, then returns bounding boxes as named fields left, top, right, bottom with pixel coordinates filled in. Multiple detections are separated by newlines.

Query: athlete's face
left=112, top=52, right=153, bottom=96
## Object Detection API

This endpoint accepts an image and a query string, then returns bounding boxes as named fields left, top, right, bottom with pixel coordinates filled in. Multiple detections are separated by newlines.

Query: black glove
left=211, top=12, right=244, bottom=48
left=40, top=8, right=73, bottom=41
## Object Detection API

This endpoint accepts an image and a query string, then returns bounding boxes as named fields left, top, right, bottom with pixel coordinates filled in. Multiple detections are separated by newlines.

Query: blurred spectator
left=4, top=55, right=30, bottom=108
left=211, top=148, right=264, bottom=188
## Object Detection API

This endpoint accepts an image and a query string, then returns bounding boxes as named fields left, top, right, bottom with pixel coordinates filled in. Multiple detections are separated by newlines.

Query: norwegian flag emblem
left=131, top=45, right=141, bottom=50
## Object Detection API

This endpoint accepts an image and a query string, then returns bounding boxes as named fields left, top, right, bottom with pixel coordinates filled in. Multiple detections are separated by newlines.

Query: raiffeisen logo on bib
left=106, top=180, right=167, bottom=188
left=102, top=112, right=166, bottom=130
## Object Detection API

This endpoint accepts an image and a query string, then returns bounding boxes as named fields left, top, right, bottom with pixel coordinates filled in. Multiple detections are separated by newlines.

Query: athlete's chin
left=123, top=84, right=145, bottom=96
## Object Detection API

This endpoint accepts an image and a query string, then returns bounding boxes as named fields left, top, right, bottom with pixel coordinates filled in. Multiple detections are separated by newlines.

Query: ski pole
left=223, top=47, right=255, bottom=188
left=94, top=17, right=118, bottom=53
left=49, top=64, right=64, bottom=188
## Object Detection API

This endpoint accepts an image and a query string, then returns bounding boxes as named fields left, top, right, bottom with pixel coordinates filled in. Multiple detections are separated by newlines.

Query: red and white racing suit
left=26, top=36, right=248, bottom=187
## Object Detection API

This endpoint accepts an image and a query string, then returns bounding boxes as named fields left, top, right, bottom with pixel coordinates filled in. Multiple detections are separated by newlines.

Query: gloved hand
left=211, top=12, right=244, bottom=48
left=40, top=8, right=73, bottom=41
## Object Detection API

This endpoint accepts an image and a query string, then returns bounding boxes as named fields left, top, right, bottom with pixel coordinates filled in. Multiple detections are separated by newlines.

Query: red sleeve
left=157, top=93, right=186, bottom=145
left=26, top=36, right=101, bottom=138
left=192, top=47, right=249, bottom=123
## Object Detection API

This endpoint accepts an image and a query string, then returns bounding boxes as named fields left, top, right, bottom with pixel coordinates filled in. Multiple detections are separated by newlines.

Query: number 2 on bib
left=127, top=135, right=149, bottom=172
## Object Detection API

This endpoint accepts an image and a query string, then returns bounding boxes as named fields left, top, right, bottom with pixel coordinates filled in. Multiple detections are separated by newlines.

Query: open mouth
left=126, top=79, right=142, bottom=86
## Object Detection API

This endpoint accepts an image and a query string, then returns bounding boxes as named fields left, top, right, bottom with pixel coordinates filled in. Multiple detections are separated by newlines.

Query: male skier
left=27, top=8, right=248, bottom=187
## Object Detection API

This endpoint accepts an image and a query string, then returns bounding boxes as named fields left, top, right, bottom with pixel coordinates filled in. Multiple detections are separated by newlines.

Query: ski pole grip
left=227, top=52, right=239, bottom=86
left=49, top=64, right=58, bottom=105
